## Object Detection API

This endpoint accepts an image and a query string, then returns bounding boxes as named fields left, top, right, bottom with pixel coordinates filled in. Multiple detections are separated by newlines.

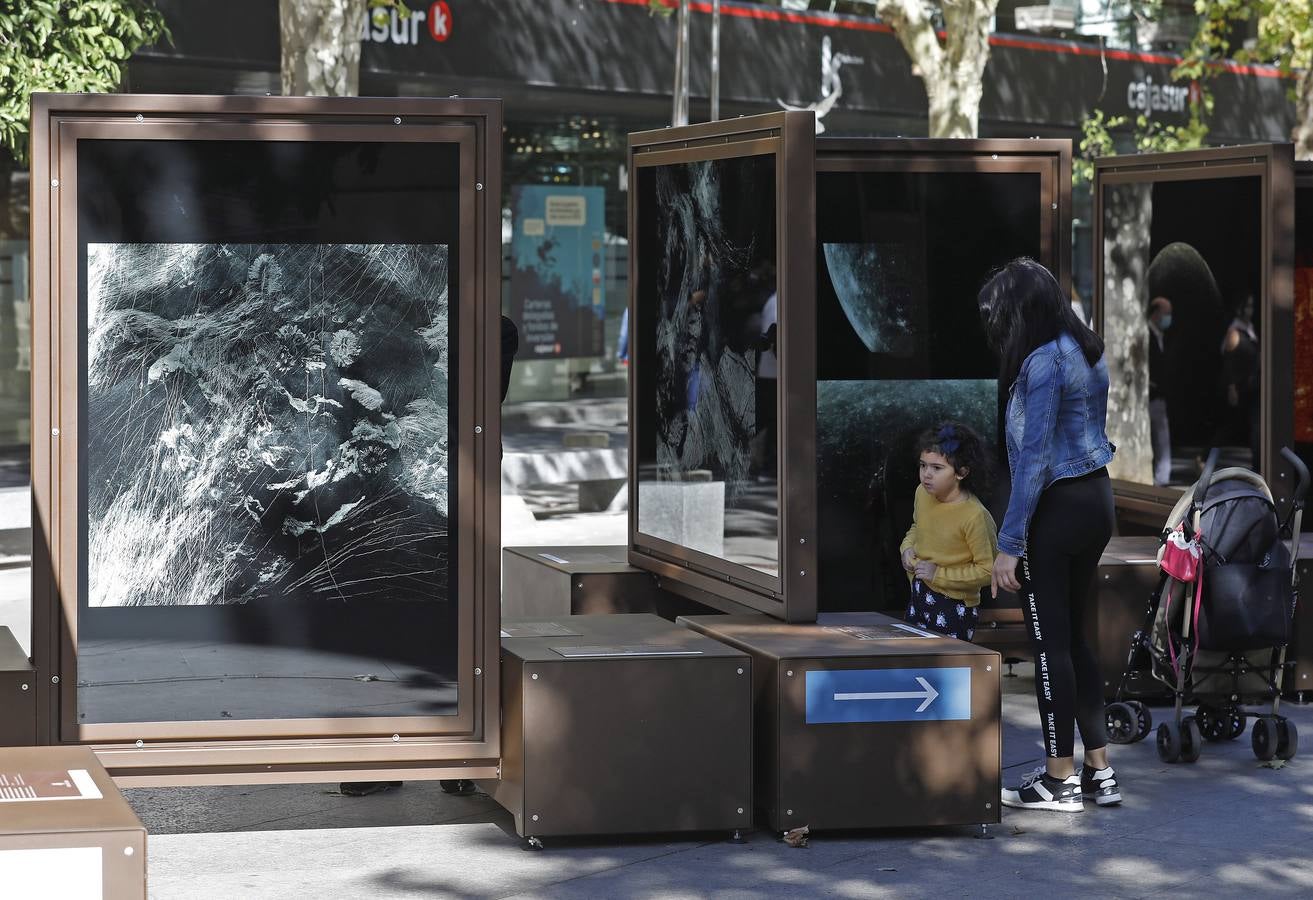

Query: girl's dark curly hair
left=916, top=422, right=993, bottom=501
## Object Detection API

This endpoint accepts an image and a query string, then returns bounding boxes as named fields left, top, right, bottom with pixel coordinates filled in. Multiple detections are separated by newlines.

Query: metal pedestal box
left=681, top=612, right=1000, bottom=833
left=0, top=745, right=147, bottom=898
left=502, top=545, right=714, bottom=620
left=483, top=614, right=752, bottom=839
left=0, top=626, right=34, bottom=746
left=1094, top=536, right=1170, bottom=701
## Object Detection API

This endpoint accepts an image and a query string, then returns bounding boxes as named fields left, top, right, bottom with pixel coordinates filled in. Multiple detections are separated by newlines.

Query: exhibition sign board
left=508, top=184, right=606, bottom=359
left=29, top=94, right=503, bottom=783
left=813, top=139, right=1071, bottom=613
left=1094, top=145, right=1295, bottom=525
left=627, top=112, right=817, bottom=623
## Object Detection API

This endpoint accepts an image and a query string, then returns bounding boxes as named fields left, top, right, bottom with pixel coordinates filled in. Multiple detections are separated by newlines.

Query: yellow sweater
left=899, top=486, right=998, bottom=606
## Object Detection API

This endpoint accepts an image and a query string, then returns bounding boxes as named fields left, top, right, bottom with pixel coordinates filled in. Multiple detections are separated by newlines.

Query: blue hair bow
left=936, top=425, right=960, bottom=455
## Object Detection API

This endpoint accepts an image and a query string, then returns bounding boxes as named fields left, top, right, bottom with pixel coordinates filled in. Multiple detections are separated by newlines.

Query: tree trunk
left=1102, top=182, right=1155, bottom=484
left=1294, top=66, right=1313, bottom=162
left=878, top=0, right=998, bottom=139
left=279, top=0, right=369, bottom=97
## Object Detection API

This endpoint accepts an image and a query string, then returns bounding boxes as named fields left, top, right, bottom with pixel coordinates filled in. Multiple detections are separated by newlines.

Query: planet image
left=822, top=242, right=920, bottom=356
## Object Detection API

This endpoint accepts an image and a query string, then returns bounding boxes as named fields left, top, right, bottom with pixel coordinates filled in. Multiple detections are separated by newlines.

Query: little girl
left=899, top=423, right=998, bottom=641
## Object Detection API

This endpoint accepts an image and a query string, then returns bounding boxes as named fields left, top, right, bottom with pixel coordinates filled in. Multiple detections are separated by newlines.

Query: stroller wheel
left=1157, top=720, right=1183, bottom=763
left=1126, top=700, right=1153, bottom=740
left=1277, top=718, right=1299, bottom=761
left=1225, top=706, right=1247, bottom=741
left=1105, top=702, right=1139, bottom=744
left=1180, top=717, right=1202, bottom=764
left=1196, top=705, right=1227, bottom=742
left=1252, top=716, right=1280, bottom=761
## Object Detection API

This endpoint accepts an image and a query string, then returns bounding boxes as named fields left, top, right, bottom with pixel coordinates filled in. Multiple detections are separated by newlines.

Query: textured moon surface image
left=822, top=242, right=920, bottom=357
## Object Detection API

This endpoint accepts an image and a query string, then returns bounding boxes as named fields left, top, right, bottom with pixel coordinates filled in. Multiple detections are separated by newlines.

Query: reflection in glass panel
left=1102, top=177, right=1262, bottom=489
left=1295, top=184, right=1313, bottom=526
left=815, top=170, right=1040, bottom=611
left=77, top=139, right=461, bottom=724
left=634, top=154, right=779, bottom=576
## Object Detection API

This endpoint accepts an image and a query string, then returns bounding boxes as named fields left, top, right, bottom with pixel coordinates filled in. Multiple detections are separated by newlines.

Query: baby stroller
left=1103, top=447, right=1308, bottom=764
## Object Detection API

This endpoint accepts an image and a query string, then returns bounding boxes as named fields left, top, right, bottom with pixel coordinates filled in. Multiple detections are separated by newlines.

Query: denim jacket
left=999, top=332, right=1116, bottom=557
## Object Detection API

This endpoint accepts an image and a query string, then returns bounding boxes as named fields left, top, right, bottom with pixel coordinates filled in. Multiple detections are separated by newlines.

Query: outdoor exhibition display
left=1095, top=144, right=1296, bottom=525
left=482, top=614, right=752, bottom=842
left=626, top=111, right=818, bottom=624
left=811, top=138, right=1071, bottom=643
left=24, top=94, right=505, bottom=784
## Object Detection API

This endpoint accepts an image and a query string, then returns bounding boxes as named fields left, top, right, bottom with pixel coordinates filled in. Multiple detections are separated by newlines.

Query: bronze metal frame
left=626, top=112, right=817, bottom=623
left=28, top=94, right=503, bottom=784
left=1093, top=144, right=1296, bottom=524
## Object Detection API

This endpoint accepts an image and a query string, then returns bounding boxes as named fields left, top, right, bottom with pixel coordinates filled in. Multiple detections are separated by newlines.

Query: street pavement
left=129, top=666, right=1313, bottom=900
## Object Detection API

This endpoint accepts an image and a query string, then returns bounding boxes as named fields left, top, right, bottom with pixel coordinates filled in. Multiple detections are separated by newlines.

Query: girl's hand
left=913, top=560, right=937, bottom=583
left=901, top=548, right=917, bottom=572
left=991, top=553, right=1021, bottom=598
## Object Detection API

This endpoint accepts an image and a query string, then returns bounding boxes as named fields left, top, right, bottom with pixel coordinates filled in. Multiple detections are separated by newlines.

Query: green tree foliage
left=1176, top=0, right=1313, bottom=157
left=0, top=0, right=169, bottom=164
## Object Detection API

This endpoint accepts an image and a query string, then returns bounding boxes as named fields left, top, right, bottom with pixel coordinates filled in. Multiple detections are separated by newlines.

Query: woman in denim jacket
left=980, top=259, right=1121, bottom=813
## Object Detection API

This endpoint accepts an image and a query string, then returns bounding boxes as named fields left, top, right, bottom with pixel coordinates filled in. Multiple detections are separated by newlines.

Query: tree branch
left=874, top=0, right=944, bottom=82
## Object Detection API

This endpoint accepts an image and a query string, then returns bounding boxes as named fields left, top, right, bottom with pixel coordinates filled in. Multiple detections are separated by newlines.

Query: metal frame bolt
left=51, top=428, right=60, bottom=437
left=531, top=814, right=539, bottom=822
left=393, top=117, right=402, bottom=125
left=135, top=114, right=144, bottom=122
left=476, top=182, right=484, bottom=191
left=124, top=847, right=135, bottom=856
left=51, top=676, right=60, bottom=684
left=786, top=670, right=794, bottom=677
left=531, top=673, right=539, bottom=680
left=786, top=808, right=794, bottom=816
left=474, top=667, right=482, bottom=676
left=736, top=668, right=744, bottom=675
left=474, top=425, right=483, bottom=434
left=135, top=740, right=144, bottom=748
left=737, top=807, right=744, bottom=814
left=20, top=684, right=29, bottom=691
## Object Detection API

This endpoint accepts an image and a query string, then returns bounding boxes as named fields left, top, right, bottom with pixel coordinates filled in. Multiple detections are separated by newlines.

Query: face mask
left=1158, top=314, right=1173, bottom=330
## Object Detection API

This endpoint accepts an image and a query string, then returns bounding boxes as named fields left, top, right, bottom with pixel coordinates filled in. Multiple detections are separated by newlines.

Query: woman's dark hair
left=917, top=422, right=993, bottom=501
left=977, top=257, right=1104, bottom=388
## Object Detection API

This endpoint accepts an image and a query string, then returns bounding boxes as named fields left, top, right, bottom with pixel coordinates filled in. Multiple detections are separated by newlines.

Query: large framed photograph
left=1095, top=145, right=1295, bottom=527
left=813, top=139, right=1072, bottom=614
left=627, top=113, right=816, bottom=623
left=29, top=94, right=503, bottom=783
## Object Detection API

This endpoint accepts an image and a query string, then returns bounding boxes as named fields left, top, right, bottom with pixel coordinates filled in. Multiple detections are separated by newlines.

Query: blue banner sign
left=805, top=667, right=972, bottom=724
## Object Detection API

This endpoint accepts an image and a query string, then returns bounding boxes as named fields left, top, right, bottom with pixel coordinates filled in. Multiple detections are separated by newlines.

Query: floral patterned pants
left=905, top=578, right=978, bottom=641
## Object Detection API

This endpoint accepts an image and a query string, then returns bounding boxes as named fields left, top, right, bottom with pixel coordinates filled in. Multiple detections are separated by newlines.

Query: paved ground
left=127, top=668, right=1313, bottom=900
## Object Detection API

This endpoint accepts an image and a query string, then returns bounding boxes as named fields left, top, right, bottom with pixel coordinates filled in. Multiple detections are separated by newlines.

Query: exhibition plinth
left=681, top=612, right=1001, bottom=833
left=482, top=614, right=753, bottom=841
left=0, top=745, right=147, bottom=899
left=1094, top=536, right=1173, bottom=701
left=501, top=546, right=713, bottom=621
left=0, top=626, right=35, bottom=747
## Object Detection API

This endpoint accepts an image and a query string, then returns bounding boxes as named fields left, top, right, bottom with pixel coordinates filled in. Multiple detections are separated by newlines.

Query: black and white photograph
left=84, top=242, right=453, bottom=609
left=634, top=155, right=780, bottom=575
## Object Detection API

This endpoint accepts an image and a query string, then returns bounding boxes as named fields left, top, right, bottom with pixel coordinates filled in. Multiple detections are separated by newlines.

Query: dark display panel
left=76, top=139, right=461, bottom=724
left=1102, top=176, right=1263, bottom=489
left=1296, top=183, right=1313, bottom=514
left=634, top=154, right=779, bottom=577
left=816, top=170, right=1041, bottom=611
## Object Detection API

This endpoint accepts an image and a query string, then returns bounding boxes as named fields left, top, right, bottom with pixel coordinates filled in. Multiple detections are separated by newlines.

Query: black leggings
left=1018, top=468, right=1114, bottom=759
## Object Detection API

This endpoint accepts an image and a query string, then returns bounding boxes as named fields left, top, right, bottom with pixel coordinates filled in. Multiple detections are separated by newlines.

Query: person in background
left=1147, top=297, right=1174, bottom=486
left=1219, top=294, right=1260, bottom=470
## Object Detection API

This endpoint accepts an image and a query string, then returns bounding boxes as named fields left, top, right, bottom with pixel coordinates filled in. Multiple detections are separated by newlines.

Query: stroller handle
left=1281, top=446, right=1310, bottom=509
left=1191, top=448, right=1221, bottom=516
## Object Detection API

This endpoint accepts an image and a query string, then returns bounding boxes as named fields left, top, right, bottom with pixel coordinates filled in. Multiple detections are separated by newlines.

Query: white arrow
left=834, top=676, right=940, bottom=713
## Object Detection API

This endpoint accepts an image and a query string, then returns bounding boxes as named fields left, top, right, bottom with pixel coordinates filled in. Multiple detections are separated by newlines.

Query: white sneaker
left=1081, top=766, right=1122, bottom=806
left=1001, top=766, right=1084, bottom=812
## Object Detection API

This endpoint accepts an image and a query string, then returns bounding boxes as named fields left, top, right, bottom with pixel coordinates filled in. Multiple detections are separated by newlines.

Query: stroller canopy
left=1163, top=467, right=1280, bottom=567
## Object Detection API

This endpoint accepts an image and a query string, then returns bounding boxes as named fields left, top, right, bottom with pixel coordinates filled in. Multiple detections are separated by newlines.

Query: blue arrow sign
left=805, top=667, right=972, bottom=724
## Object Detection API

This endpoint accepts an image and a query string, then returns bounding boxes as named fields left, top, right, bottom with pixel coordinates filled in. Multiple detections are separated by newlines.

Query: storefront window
left=0, top=156, right=30, bottom=657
